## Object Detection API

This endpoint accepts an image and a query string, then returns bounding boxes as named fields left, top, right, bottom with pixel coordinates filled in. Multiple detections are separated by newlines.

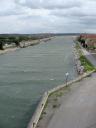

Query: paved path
left=82, top=48, right=96, bottom=67
left=87, top=51, right=96, bottom=63
left=47, top=73, right=96, bottom=128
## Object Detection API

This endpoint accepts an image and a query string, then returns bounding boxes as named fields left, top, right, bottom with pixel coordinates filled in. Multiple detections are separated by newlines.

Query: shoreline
left=0, top=37, right=53, bottom=55
left=0, top=47, right=19, bottom=55
left=27, top=39, right=96, bottom=128
left=27, top=70, right=95, bottom=128
left=40, top=72, right=96, bottom=128
left=36, top=72, right=96, bottom=128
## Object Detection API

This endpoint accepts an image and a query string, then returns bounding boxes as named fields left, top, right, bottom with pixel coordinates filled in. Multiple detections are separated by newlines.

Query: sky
left=0, top=0, right=96, bottom=34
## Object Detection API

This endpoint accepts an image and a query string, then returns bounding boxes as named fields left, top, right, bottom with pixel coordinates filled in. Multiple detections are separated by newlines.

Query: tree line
left=0, top=34, right=51, bottom=50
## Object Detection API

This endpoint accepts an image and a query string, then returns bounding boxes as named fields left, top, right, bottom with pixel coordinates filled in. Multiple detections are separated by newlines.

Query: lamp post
left=65, top=72, right=69, bottom=87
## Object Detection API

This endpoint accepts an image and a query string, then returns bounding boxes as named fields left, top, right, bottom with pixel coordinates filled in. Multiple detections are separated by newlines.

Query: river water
left=0, top=36, right=77, bottom=128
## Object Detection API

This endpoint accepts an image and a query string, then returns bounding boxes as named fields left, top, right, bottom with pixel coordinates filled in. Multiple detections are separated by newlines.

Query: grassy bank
left=75, top=43, right=95, bottom=72
left=79, top=56, right=95, bottom=71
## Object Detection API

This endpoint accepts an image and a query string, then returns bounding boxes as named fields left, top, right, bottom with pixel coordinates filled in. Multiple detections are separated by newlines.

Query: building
left=80, top=34, right=96, bottom=49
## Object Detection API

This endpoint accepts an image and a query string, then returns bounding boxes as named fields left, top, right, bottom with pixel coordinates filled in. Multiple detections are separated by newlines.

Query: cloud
left=0, top=0, right=96, bottom=33
left=15, top=0, right=82, bottom=10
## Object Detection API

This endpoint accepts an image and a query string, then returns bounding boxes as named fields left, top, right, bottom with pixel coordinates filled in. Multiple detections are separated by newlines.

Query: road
left=47, top=73, right=96, bottom=128
left=82, top=48, right=96, bottom=67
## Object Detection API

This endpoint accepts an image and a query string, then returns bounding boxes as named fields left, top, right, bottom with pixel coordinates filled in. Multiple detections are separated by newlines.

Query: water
left=0, top=36, right=77, bottom=128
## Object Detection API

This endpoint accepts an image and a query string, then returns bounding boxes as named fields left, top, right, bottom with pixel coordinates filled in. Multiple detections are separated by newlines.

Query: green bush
left=79, top=55, right=95, bottom=71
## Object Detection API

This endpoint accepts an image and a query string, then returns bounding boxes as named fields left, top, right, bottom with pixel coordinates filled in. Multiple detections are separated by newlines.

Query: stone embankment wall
left=73, top=43, right=84, bottom=75
left=27, top=70, right=95, bottom=128
left=19, top=40, right=40, bottom=48
left=20, top=38, right=52, bottom=48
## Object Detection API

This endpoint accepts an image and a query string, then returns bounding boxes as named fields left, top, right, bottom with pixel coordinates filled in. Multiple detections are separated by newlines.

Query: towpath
left=47, top=73, right=96, bottom=128
left=82, top=48, right=96, bottom=67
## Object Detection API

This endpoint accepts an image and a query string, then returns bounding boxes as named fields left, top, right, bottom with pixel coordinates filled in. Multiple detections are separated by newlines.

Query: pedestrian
left=33, top=122, right=35, bottom=127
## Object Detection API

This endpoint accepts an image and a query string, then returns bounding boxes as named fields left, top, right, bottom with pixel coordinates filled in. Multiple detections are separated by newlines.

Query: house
left=79, top=34, right=96, bottom=49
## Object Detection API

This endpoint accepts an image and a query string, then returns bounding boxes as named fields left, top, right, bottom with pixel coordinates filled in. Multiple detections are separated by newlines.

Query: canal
left=0, top=36, right=77, bottom=128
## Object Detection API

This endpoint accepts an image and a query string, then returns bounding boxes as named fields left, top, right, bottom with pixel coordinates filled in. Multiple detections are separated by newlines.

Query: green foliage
left=75, top=42, right=95, bottom=72
left=0, top=42, right=4, bottom=50
left=75, top=42, right=81, bottom=49
left=0, top=35, right=40, bottom=47
left=79, top=55, right=95, bottom=71
left=77, top=36, right=82, bottom=42
left=88, top=45, right=96, bottom=50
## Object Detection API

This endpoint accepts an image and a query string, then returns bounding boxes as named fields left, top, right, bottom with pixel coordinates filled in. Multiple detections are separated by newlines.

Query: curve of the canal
left=0, top=36, right=77, bottom=128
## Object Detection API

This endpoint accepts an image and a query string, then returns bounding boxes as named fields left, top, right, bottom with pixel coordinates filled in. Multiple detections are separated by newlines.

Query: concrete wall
left=20, top=37, right=52, bottom=48
left=27, top=70, right=95, bottom=128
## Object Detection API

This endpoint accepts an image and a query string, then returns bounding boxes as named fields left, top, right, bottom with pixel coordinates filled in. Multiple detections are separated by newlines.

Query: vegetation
left=0, top=42, right=4, bottom=50
left=0, top=34, right=52, bottom=50
left=75, top=42, right=95, bottom=71
left=77, top=36, right=82, bottom=42
left=87, top=45, right=96, bottom=50
left=79, top=55, right=95, bottom=71
left=77, top=36, right=88, bottom=48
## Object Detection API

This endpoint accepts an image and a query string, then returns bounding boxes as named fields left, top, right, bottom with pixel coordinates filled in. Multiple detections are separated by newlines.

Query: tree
left=0, top=42, right=4, bottom=50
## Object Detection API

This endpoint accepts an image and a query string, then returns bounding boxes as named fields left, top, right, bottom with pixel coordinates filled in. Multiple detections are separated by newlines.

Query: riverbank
left=27, top=70, right=95, bottom=128
left=0, top=47, right=19, bottom=55
left=73, top=42, right=95, bottom=74
left=27, top=39, right=96, bottom=128
left=32, top=52, right=96, bottom=128
left=46, top=72, right=96, bottom=128
left=0, top=36, right=77, bottom=128
left=0, top=37, right=53, bottom=55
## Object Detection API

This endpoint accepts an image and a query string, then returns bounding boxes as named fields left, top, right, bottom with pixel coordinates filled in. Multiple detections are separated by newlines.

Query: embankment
left=73, top=42, right=95, bottom=74
left=0, top=47, right=19, bottom=55
left=27, top=70, right=95, bottom=128
left=27, top=40, right=96, bottom=128
left=0, top=37, right=53, bottom=55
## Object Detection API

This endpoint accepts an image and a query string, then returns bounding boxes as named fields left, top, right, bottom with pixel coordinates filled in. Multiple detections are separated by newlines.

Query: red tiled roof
left=80, top=34, right=96, bottom=39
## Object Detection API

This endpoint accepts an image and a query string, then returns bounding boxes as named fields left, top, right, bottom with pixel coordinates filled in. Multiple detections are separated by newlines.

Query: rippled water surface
left=0, top=36, right=77, bottom=128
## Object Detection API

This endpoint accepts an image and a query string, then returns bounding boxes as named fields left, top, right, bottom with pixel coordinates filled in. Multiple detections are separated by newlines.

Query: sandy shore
left=0, top=47, right=19, bottom=55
